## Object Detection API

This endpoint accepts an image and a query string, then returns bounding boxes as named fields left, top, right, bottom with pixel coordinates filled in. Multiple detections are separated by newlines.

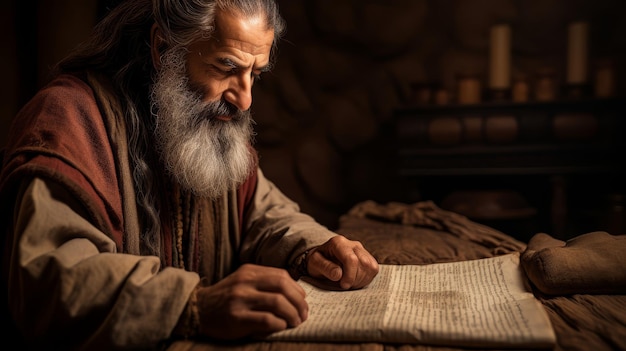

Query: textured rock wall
left=253, top=0, right=626, bottom=229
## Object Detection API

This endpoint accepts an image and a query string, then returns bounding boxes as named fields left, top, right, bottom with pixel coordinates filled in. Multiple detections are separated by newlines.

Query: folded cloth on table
left=346, top=200, right=526, bottom=254
left=521, top=231, right=626, bottom=295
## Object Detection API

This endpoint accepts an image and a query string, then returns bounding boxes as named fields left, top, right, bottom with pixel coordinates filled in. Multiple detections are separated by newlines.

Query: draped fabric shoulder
left=0, top=73, right=133, bottom=347
left=86, top=71, right=142, bottom=254
left=0, top=73, right=127, bottom=251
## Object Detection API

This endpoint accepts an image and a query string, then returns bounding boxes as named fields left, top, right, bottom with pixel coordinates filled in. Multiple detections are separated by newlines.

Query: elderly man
left=0, top=0, right=379, bottom=349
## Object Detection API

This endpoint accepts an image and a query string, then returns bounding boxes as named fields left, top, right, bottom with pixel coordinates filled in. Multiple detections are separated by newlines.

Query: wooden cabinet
left=394, top=98, right=626, bottom=240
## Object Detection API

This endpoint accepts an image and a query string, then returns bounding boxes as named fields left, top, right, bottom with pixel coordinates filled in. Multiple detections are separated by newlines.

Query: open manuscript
left=269, top=253, right=556, bottom=348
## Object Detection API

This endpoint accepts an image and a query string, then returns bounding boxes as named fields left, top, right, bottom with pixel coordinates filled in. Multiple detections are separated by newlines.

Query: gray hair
left=154, top=0, right=285, bottom=55
left=55, top=0, right=285, bottom=256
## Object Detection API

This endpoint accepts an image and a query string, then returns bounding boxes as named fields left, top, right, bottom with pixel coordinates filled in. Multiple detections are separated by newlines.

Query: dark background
left=2, top=0, right=625, bottom=241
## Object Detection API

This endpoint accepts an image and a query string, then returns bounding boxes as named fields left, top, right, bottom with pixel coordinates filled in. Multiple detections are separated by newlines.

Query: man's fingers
left=315, top=236, right=361, bottom=289
left=308, top=236, right=380, bottom=290
left=307, top=249, right=343, bottom=281
left=350, top=246, right=379, bottom=288
left=248, top=290, right=306, bottom=327
left=232, top=309, right=289, bottom=339
left=246, top=265, right=308, bottom=322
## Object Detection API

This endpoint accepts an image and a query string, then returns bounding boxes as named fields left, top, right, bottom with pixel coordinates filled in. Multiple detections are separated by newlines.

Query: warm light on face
left=184, top=10, right=275, bottom=113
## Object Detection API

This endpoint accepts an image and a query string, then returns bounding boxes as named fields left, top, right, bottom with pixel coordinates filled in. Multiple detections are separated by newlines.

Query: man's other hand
left=195, top=264, right=308, bottom=340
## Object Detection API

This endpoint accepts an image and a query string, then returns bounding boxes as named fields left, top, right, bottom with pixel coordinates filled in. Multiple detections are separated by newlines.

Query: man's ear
left=150, top=23, right=165, bottom=70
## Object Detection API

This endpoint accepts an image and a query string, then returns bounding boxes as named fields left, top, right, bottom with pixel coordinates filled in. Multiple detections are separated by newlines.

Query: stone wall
left=254, top=0, right=626, bottom=229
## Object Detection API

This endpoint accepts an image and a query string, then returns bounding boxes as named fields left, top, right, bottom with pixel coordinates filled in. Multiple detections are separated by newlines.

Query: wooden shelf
left=394, top=97, right=625, bottom=116
left=393, top=98, right=626, bottom=239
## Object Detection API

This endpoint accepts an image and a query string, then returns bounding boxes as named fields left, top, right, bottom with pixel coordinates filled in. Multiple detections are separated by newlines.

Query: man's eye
left=209, top=65, right=232, bottom=77
left=252, top=72, right=262, bottom=81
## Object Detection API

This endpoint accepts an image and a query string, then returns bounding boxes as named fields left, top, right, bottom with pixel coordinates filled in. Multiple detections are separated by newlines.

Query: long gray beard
left=150, top=49, right=255, bottom=198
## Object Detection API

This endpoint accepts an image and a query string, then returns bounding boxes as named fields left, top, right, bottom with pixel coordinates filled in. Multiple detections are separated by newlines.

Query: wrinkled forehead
left=190, top=9, right=275, bottom=64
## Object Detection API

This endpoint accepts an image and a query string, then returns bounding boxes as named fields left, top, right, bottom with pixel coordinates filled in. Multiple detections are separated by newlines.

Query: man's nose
left=224, top=75, right=253, bottom=111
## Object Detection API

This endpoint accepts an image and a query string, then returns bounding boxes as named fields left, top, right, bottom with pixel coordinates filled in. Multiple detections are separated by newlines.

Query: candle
left=567, top=21, right=589, bottom=85
left=457, top=74, right=482, bottom=104
left=512, top=75, right=529, bottom=102
left=594, top=59, right=614, bottom=98
left=489, top=24, right=511, bottom=90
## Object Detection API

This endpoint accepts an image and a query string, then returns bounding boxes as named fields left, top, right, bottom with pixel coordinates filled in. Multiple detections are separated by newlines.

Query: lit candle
left=489, top=24, right=511, bottom=90
left=567, top=21, right=589, bottom=85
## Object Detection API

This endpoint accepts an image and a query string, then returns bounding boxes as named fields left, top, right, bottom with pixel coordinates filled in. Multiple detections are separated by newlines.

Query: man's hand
left=195, top=264, right=308, bottom=340
left=306, top=235, right=379, bottom=290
